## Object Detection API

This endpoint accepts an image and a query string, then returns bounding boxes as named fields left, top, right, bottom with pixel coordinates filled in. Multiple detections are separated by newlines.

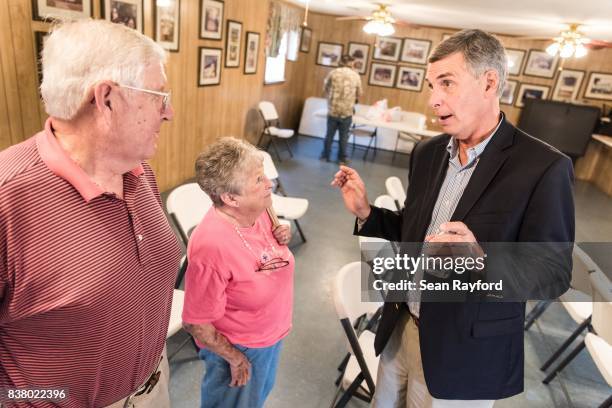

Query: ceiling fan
left=519, top=24, right=612, bottom=58
left=334, top=3, right=414, bottom=36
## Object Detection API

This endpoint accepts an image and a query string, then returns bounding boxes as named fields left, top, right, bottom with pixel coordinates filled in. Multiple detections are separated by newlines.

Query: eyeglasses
left=118, top=84, right=171, bottom=111
left=256, top=257, right=290, bottom=273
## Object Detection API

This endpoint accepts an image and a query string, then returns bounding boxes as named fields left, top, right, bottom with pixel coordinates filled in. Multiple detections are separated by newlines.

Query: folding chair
left=167, top=256, right=199, bottom=360
left=330, top=261, right=382, bottom=407
left=260, top=151, right=309, bottom=243
left=258, top=101, right=295, bottom=161
left=542, top=269, right=612, bottom=408
left=166, top=183, right=213, bottom=287
left=385, top=176, right=406, bottom=210
left=373, top=194, right=397, bottom=212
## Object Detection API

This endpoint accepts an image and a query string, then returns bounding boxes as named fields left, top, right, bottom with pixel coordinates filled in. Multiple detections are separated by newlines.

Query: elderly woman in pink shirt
left=182, top=137, right=294, bottom=408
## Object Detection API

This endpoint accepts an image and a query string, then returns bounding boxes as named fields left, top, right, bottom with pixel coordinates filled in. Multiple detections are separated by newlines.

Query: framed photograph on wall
left=373, top=37, right=401, bottom=62
left=244, top=31, right=260, bottom=75
left=505, top=48, right=525, bottom=77
left=32, top=0, right=92, bottom=21
left=225, top=20, right=242, bottom=68
left=523, top=49, right=559, bottom=78
left=200, top=0, right=224, bottom=40
left=551, top=69, right=585, bottom=101
left=300, top=27, right=312, bottom=53
left=198, top=47, right=222, bottom=86
left=515, top=83, right=550, bottom=108
left=369, top=63, right=396, bottom=88
left=316, top=42, right=343, bottom=67
left=400, top=38, right=431, bottom=65
left=103, top=0, right=143, bottom=33
left=584, top=72, right=612, bottom=101
left=396, top=66, right=425, bottom=91
left=155, top=0, right=180, bottom=52
left=34, top=31, right=49, bottom=87
left=500, top=79, right=518, bottom=105
left=347, top=42, right=370, bottom=75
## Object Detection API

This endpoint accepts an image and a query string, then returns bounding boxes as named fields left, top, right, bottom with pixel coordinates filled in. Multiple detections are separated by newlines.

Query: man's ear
left=484, top=70, right=499, bottom=97
left=92, top=81, right=115, bottom=115
left=220, top=192, right=239, bottom=208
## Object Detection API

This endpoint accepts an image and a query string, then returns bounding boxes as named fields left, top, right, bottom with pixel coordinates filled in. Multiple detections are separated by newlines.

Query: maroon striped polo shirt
left=0, top=119, right=181, bottom=407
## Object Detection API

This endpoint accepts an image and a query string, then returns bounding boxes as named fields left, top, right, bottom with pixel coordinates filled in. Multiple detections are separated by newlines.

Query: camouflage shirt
left=323, top=67, right=362, bottom=118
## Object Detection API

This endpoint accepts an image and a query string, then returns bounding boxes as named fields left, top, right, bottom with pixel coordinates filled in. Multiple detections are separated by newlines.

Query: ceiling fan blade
left=584, top=39, right=612, bottom=49
left=335, top=16, right=369, bottom=21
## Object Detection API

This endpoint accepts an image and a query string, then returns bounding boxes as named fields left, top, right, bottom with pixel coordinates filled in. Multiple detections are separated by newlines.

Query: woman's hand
left=273, top=224, right=292, bottom=246
left=229, top=352, right=252, bottom=387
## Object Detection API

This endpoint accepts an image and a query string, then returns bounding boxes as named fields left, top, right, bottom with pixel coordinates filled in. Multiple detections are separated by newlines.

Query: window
left=264, top=29, right=299, bottom=84
left=265, top=32, right=288, bottom=84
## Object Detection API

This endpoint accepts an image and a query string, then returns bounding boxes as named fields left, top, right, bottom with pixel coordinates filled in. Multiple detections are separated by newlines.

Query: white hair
left=41, top=19, right=167, bottom=120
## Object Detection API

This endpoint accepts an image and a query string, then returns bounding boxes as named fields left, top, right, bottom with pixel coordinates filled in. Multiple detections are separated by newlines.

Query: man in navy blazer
left=332, top=29, right=574, bottom=407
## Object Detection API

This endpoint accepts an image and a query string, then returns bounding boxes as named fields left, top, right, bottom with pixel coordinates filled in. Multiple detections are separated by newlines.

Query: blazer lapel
left=452, top=119, right=515, bottom=221
left=415, top=141, right=449, bottom=239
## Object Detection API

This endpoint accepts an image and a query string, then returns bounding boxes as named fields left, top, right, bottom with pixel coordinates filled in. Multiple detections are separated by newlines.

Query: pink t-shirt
left=182, top=207, right=294, bottom=348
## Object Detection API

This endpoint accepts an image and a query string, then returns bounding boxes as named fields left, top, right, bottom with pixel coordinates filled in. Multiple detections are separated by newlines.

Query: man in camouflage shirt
left=321, top=55, right=363, bottom=164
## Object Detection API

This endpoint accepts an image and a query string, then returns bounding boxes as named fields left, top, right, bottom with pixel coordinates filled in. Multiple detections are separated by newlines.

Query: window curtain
left=265, top=1, right=302, bottom=58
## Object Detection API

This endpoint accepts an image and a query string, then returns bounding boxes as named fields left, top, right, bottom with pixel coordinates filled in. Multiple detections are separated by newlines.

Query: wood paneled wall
left=297, top=13, right=612, bottom=128
left=1, top=1, right=611, bottom=192
left=0, top=0, right=305, bottom=192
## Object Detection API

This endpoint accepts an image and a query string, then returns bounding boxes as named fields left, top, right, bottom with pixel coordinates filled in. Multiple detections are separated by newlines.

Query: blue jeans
left=198, top=341, right=283, bottom=408
left=322, top=115, right=352, bottom=161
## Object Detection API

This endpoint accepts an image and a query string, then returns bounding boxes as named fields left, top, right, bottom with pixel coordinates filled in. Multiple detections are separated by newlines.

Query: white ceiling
left=289, top=0, right=612, bottom=41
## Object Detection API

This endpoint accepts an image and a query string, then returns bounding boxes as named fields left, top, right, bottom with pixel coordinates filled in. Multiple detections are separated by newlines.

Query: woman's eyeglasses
left=256, top=257, right=290, bottom=273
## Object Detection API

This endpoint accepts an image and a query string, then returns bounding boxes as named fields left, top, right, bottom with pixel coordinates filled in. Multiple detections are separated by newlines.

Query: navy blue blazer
left=356, top=117, right=575, bottom=400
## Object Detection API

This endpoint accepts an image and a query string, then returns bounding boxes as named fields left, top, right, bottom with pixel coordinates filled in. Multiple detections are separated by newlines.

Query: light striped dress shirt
left=408, top=117, right=503, bottom=317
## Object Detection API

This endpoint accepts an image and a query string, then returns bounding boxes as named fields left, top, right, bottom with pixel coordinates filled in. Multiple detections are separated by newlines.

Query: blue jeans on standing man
left=322, top=115, right=352, bottom=162
left=198, top=341, right=283, bottom=408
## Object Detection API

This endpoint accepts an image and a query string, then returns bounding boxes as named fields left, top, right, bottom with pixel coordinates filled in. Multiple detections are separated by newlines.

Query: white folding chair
left=374, top=194, right=397, bottom=212
left=260, top=151, right=308, bottom=243
left=385, top=176, right=407, bottom=210
left=167, top=256, right=199, bottom=360
left=258, top=101, right=295, bottom=161
left=166, top=182, right=213, bottom=246
left=392, top=111, right=427, bottom=163
left=331, top=261, right=381, bottom=408
left=543, top=268, right=612, bottom=408
left=261, top=150, right=287, bottom=196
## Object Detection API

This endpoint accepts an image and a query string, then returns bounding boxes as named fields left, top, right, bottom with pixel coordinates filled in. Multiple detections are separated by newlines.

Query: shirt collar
left=36, top=118, right=144, bottom=203
left=446, top=112, right=504, bottom=167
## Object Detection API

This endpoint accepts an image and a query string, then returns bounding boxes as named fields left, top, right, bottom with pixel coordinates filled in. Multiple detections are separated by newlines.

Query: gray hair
left=41, top=19, right=167, bottom=120
left=429, top=29, right=507, bottom=96
left=195, top=137, right=263, bottom=207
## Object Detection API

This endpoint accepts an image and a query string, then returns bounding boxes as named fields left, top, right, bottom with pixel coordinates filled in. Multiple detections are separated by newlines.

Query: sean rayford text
left=371, top=253, right=486, bottom=275
left=372, top=278, right=503, bottom=292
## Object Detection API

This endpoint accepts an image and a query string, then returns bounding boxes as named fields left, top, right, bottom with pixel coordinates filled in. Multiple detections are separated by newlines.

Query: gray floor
left=165, top=136, right=612, bottom=408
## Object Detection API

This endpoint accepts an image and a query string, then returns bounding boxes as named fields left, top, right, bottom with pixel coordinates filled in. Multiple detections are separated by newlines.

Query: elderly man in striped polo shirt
left=0, top=20, right=181, bottom=407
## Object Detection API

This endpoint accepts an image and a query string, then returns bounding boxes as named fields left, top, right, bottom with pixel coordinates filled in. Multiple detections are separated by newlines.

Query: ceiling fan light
left=378, top=22, right=395, bottom=36
left=546, top=42, right=560, bottom=56
left=574, top=43, right=587, bottom=58
left=560, top=42, right=575, bottom=58
left=363, top=20, right=379, bottom=34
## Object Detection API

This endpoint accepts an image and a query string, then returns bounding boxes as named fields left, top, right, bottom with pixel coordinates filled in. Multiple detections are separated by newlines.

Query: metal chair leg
left=271, top=139, right=283, bottom=162
left=540, top=316, right=591, bottom=371
left=284, top=139, right=293, bottom=157
left=363, top=136, right=374, bottom=160
left=543, top=340, right=586, bottom=384
left=524, top=300, right=552, bottom=331
left=392, top=134, right=400, bottom=164
left=257, top=130, right=267, bottom=148
left=335, top=372, right=365, bottom=408
left=294, top=220, right=306, bottom=243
